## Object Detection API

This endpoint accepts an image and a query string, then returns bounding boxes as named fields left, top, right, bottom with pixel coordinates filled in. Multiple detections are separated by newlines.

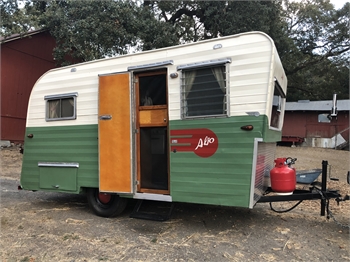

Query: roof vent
left=330, top=94, right=337, bottom=116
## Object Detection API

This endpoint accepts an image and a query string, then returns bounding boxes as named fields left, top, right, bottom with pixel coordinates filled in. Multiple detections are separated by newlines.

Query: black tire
left=347, top=171, right=350, bottom=185
left=86, top=188, right=128, bottom=217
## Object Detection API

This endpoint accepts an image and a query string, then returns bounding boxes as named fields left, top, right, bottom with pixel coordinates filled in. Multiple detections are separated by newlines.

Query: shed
left=282, top=99, right=350, bottom=148
left=1, top=29, right=56, bottom=143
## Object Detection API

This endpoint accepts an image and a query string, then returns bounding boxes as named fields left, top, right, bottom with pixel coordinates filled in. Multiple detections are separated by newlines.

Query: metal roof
left=285, top=99, right=350, bottom=111
left=0, top=29, right=47, bottom=44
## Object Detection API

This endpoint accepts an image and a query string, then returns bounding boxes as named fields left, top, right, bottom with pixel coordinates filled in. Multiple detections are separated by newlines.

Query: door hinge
left=135, top=129, right=139, bottom=134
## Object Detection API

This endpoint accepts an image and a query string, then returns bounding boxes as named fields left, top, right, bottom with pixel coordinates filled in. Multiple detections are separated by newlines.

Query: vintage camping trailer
left=20, top=31, right=287, bottom=217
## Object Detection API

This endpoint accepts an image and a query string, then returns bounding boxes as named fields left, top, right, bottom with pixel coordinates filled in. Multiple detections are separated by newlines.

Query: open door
left=135, top=70, right=169, bottom=194
left=98, top=73, right=132, bottom=193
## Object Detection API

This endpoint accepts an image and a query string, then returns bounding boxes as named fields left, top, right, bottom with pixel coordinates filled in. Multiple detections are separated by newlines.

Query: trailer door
left=98, top=72, right=132, bottom=193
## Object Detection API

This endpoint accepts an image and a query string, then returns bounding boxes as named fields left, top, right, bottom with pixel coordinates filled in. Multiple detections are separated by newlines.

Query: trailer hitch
left=259, top=160, right=349, bottom=228
left=335, top=195, right=350, bottom=204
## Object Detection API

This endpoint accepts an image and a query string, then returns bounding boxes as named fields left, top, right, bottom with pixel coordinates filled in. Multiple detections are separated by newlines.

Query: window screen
left=181, top=65, right=227, bottom=118
left=45, top=93, right=77, bottom=121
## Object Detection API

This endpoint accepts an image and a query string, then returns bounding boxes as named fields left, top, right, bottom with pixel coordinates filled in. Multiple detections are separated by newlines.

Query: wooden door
left=98, top=73, right=132, bottom=193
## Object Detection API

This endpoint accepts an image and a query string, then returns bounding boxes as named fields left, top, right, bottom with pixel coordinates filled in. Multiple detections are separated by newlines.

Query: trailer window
left=181, top=65, right=227, bottom=118
left=45, top=93, right=78, bottom=121
left=270, top=80, right=285, bottom=129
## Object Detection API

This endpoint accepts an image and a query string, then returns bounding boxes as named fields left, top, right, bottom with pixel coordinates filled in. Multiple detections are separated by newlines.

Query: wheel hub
left=98, top=193, right=112, bottom=204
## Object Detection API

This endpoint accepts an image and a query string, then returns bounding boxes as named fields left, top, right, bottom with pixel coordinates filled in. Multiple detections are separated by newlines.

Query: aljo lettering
left=195, top=136, right=215, bottom=150
left=170, top=128, right=219, bottom=158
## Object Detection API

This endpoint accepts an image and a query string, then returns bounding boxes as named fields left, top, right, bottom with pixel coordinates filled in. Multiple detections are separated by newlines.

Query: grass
left=63, top=234, right=80, bottom=241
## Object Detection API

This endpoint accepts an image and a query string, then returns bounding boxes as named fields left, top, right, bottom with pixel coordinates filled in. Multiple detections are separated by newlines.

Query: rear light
left=241, top=125, right=254, bottom=131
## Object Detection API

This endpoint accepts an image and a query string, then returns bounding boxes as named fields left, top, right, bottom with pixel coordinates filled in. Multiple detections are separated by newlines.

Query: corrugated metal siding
left=20, top=124, right=99, bottom=192
left=1, top=31, right=56, bottom=142
left=252, top=142, right=276, bottom=206
left=282, top=111, right=349, bottom=140
left=169, top=116, right=267, bottom=208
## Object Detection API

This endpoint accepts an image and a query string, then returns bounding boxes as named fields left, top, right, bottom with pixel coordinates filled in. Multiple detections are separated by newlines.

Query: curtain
left=211, top=66, right=226, bottom=113
left=183, top=70, right=196, bottom=116
left=68, top=98, right=74, bottom=106
left=184, top=71, right=196, bottom=98
left=49, top=100, right=60, bottom=118
left=211, top=67, right=225, bottom=93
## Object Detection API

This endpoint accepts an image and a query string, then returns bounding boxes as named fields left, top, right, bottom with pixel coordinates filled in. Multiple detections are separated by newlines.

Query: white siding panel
left=26, top=32, right=285, bottom=127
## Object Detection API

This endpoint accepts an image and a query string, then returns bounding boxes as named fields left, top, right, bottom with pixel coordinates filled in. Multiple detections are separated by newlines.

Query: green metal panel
left=21, top=124, right=99, bottom=193
left=169, top=115, right=280, bottom=207
left=39, top=166, right=77, bottom=191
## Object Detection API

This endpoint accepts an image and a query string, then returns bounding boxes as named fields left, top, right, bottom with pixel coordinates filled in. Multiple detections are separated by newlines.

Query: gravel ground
left=1, top=146, right=349, bottom=262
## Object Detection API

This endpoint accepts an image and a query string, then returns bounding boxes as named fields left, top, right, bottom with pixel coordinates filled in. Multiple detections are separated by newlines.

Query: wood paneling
left=98, top=73, right=132, bottom=193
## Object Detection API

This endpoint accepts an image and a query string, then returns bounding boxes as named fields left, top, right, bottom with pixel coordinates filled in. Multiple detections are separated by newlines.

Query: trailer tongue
left=258, top=160, right=349, bottom=228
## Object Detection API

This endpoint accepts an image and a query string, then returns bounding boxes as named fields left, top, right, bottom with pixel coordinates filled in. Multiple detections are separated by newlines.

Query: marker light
left=241, top=125, right=254, bottom=131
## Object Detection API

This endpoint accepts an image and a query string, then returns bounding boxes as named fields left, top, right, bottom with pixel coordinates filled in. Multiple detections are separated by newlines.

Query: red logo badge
left=170, top=128, right=218, bottom=158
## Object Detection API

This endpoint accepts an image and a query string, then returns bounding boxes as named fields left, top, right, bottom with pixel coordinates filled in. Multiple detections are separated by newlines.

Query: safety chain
left=315, top=187, right=350, bottom=229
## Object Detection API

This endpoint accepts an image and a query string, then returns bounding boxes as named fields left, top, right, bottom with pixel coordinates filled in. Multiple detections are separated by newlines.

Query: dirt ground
left=1, top=146, right=349, bottom=262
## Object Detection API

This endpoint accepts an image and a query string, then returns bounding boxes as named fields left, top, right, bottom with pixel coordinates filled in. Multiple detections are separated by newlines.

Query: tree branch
left=169, top=8, right=197, bottom=24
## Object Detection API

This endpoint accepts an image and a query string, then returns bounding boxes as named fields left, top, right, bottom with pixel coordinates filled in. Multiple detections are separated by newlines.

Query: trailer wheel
left=86, top=188, right=127, bottom=217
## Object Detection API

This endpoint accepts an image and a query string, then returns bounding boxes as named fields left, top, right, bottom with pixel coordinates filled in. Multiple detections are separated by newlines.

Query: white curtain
left=211, top=67, right=225, bottom=93
left=49, top=100, right=60, bottom=118
left=184, top=71, right=196, bottom=98
left=183, top=71, right=196, bottom=116
left=211, top=66, right=226, bottom=112
left=68, top=98, right=74, bottom=106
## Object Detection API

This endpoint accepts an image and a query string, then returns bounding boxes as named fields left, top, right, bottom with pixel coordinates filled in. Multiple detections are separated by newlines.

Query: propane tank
left=270, top=158, right=296, bottom=195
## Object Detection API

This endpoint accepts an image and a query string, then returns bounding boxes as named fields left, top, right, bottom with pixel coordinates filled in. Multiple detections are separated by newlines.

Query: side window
left=181, top=65, right=227, bottom=118
left=270, top=79, right=285, bottom=129
left=45, top=93, right=78, bottom=121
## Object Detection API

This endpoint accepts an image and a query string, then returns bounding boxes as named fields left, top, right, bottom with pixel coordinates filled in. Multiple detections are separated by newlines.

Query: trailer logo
left=195, top=136, right=215, bottom=151
left=170, top=128, right=218, bottom=158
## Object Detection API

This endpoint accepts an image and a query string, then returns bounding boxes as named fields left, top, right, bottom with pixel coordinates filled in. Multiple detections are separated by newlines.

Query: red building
left=282, top=99, right=350, bottom=149
left=1, top=30, right=56, bottom=143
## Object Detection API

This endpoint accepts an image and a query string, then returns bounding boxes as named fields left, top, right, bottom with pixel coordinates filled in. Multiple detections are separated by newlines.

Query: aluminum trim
left=133, top=193, right=172, bottom=202
left=177, top=58, right=231, bottom=70
left=249, top=138, right=263, bottom=209
left=44, top=92, right=78, bottom=100
left=38, top=162, right=79, bottom=168
left=127, top=60, right=173, bottom=71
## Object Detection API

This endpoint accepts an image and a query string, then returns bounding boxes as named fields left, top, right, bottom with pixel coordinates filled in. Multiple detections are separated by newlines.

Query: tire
left=86, top=188, right=128, bottom=217
left=347, top=171, right=350, bottom=185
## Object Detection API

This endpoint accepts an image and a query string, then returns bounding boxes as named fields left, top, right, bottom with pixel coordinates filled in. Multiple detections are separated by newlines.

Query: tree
left=21, top=0, right=178, bottom=65
left=1, top=0, right=348, bottom=101
left=0, top=0, right=37, bottom=37
left=280, top=0, right=349, bottom=101
left=147, top=1, right=285, bottom=43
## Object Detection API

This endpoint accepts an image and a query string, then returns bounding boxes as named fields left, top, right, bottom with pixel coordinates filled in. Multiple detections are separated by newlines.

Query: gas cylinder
left=270, top=158, right=296, bottom=195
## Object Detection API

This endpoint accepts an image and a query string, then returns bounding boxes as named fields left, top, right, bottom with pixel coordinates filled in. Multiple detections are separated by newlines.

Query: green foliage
left=281, top=0, right=349, bottom=101
left=0, top=0, right=37, bottom=37
left=1, top=0, right=348, bottom=101
left=42, top=0, right=141, bottom=65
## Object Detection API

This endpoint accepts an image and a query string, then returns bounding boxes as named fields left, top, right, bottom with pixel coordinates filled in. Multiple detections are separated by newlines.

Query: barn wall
left=282, top=111, right=349, bottom=145
left=1, top=31, right=56, bottom=142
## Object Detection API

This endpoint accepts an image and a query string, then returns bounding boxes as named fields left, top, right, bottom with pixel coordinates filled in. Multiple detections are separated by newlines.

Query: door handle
left=99, top=115, right=112, bottom=120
